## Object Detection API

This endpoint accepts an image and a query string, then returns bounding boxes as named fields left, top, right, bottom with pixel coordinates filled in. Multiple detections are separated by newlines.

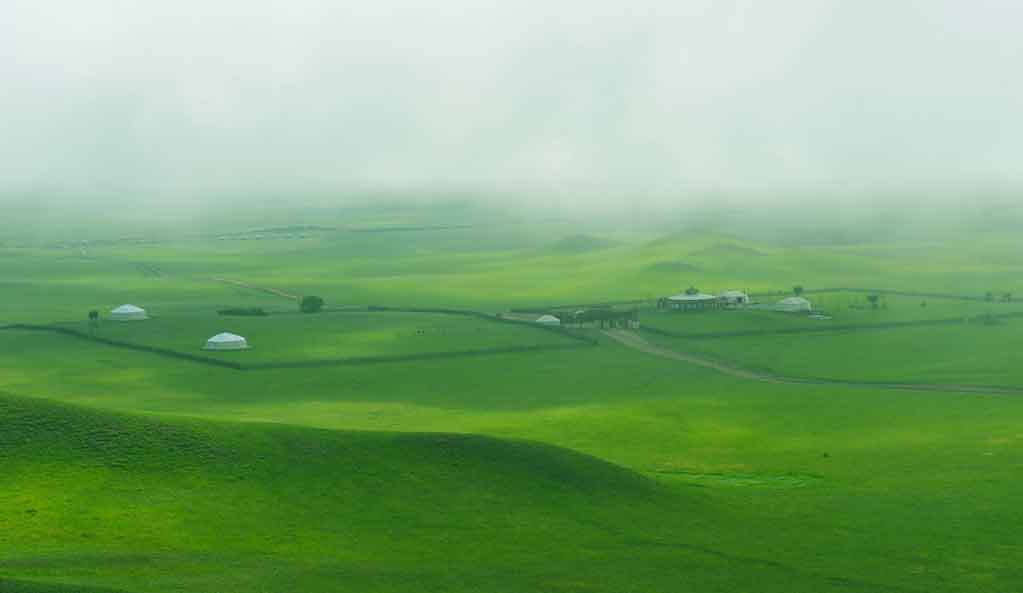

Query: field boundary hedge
left=366, top=305, right=597, bottom=345
left=641, top=311, right=1023, bottom=340
left=1, top=307, right=596, bottom=370
left=512, top=288, right=1003, bottom=314
left=2, top=324, right=244, bottom=369
left=508, top=299, right=648, bottom=314
left=246, top=342, right=591, bottom=370
left=750, top=287, right=997, bottom=301
left=511, top=286, right=1006, bottom=312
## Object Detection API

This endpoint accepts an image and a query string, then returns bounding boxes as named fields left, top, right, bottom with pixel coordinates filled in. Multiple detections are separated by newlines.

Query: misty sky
left=3, top=0, right=1022, bottom=202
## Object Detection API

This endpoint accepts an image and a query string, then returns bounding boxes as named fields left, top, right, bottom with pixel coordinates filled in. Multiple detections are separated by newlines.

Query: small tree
left=985, top=291, right=994, bottom=302
left=1003, top=292, right=1013, bottom=303
left=685, top=286, right=699, bottom=295
left=866, top=294, right=880, bottom=309
left=88, top=310, right=99, bottom=336
left=300, top=295, right=325, bottom=313
left=793, top=285, right=805, bottom=296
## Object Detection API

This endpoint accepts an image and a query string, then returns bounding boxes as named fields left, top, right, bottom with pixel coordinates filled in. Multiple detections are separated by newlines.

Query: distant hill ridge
left=546, top=234, right=619, bottom=255
left=690, top=242, right=768, bottom=258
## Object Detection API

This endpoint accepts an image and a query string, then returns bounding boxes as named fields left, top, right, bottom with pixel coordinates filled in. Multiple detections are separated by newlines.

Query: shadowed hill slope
left=0, top=393, right=901, bottom=593
left=2, top=393, right=664, bottom=593
left=0, top=392, right=656, bottom=499
left=0, top=580, right=131, bottom=593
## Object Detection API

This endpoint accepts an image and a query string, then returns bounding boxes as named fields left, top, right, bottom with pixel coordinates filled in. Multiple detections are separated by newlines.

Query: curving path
left=602, top=329, right=1023, bottom=396
left=209, top=277, right=300, bottom=301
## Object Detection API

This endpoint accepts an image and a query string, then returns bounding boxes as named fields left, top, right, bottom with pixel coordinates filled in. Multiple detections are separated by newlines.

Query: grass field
left=643, top=317, right=1023, bottom=387
left=3, top=204, right=1023, bottom=592
left=640, top=291, right=1020, bottom=336
left=58, top=311, right=580, bottom=364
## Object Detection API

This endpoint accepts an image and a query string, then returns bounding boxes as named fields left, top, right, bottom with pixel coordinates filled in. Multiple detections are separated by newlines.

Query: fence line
left=3, top=324, right=243, bottom=369
left=509, top=299, right=649, bottom=314
left=749, top=287, right=993, bottom=301
left=0, top=306, right=597, bottom=370
left=641, top=311, right=1023, bottom=340
left=511, top=288, right=1003, bottom=313
left=246, top=342, right=593, bottom=370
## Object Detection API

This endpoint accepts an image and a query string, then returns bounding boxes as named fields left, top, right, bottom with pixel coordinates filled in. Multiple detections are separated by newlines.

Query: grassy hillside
left=63, top=311, right=580, bottom=364
left=4, top=218, right=1022, bottom=323
left=5, top=205, right=1023, bottom=592
left=645, top=318, right=1023, bottom=386
left=5, top=334, right=1023, bottom=592
left=0, top=579, right=130, bottom=593
left=0, top=393, right=900, bottom=593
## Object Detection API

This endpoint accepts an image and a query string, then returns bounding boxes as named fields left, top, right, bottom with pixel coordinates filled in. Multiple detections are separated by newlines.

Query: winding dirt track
left=210, top=277, right=300, bottom=301
left=602, top=329, right=1023, bottom=396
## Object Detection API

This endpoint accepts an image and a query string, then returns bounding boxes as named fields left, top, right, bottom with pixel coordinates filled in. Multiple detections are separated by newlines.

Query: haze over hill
left=3, top=0, right=1023, bottom=210
left=5, top=3, right=1023, bottom=593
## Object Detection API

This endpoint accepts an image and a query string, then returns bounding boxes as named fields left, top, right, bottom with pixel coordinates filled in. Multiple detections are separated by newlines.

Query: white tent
left=536, top=314, right=561, bottom=326
left=666, top=293, right=718, bottom=310
left=719, top=290, right=750, bottom=306
left=204, top=332, right=249, bottom=351
left=109, top=304, right=147, bottom=321
left=775, top=296, right=813, bottom=313
left=668, top=292, right=718, bottom=302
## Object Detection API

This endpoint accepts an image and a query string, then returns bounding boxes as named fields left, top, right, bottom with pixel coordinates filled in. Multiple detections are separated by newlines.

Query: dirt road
left=602, top=329, right=1023, bottom=396
left=210, top=277, right=300, bottom=301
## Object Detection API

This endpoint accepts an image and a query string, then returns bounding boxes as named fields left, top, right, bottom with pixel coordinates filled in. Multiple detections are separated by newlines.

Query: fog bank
left=3, top=0, right=1022, bottom=205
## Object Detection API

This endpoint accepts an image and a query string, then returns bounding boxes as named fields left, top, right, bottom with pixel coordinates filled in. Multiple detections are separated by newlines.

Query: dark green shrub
left=218, top=307, right=267, bottom=317
left=300, top=296, right=325, bottom=313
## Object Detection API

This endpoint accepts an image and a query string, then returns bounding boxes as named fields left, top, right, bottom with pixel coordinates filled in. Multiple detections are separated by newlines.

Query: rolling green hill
left=10, top=392, right=978, bottom=593
left=5, top=204, right=1023, bottom=592
left=1, top=393, right=672, bottom=592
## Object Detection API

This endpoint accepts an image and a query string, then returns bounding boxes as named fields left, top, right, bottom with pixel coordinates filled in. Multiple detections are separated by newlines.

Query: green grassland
left=62, top=311, right=579, bottom=364
left=639, top=292, right=1023, bottom=387
left=645, top=317, right=1023, bottom=387
left=3, top=204, right=1023, bottom=592
left=640, top=292, right=1020, bottom=336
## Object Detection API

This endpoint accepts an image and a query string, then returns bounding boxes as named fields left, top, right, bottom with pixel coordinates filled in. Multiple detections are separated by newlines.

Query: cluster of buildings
left=104, top=304, right=250, bottom=350
left=105, top=287, right=813, bottom=356
left=657, top=290, right=813, bottom=313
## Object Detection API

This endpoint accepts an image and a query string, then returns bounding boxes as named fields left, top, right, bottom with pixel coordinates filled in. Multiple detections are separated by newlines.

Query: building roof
left=536, top=314, right=560, bottom=323
left=777, top=296, right=811, bottom=305
left=668, top=293, right=718, bottom=302
left=207, top=332, right=246, bottom=343
left=111, top=304, right=145, bottom=313
left=719, top=290, right=748, bottom=299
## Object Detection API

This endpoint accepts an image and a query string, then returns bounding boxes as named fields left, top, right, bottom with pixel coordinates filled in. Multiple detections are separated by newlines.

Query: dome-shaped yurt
left=204, top=332, right=249, bottom=351
left=535, top=314, right=561, bottom=326
left=775, top=296, right=813, bottom=313
left=109, top=304, right=148, bottom=321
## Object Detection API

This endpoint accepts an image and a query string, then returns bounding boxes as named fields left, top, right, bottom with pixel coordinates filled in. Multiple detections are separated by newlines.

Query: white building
left=719, top=290, right=750, bottom=306
left=204, top=332, right=249, bottom=351
left=535, top=314, right=561, bottom=326
left=109, top=304, right=148, bottom=321
left=775, top=296, right=813, bottom=313
left=665, top=293, right=719, bottom=311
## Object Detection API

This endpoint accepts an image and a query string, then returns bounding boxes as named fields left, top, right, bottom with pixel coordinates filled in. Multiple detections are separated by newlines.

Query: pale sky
left=2, top=0, right=1022, bottom=203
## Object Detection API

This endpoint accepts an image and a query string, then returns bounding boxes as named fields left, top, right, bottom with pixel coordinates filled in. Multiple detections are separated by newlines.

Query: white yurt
left=204, top=332, right=249, bottom=351
left=775, top=296, right=813, bottom=313
left=666, top=293, right=718, bottom=311
left=536, top=314, right=561, bottom=326
left=109, top=304, right=148, bottom=321
left=719, top=290, right=750, bottom=306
